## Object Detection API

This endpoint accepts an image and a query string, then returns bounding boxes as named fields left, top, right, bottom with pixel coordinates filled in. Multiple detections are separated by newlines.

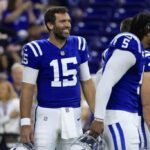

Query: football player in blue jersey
left=20, top=6, right=95, bottom=150
left=90, top=12, right=150, bottom=150
left=141, top=50, right=150, bottom=149
left=120, top=17, right=150, bottom=150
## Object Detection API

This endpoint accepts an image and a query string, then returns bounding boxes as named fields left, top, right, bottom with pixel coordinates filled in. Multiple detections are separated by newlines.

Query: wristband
left=20, top=118, right=31, bottom=126
left=94, top=117, right=104, bottom=122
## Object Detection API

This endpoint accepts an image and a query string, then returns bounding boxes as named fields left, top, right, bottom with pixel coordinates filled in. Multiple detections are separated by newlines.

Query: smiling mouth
left=63, top=29, right=70, bottom=32
left=63, top=30, right=70, bottom=35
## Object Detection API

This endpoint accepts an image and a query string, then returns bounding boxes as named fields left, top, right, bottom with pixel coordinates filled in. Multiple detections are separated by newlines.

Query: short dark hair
left=44, top=6, right=68, bottom=31
left=129, top=12, right=150, bottom=40
left=120, top=17, right=132, bottom=32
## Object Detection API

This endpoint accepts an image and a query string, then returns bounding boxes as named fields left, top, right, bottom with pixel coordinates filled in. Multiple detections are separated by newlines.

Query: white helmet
left=70, top=130, right=105, bottom=150
left=10, top=142, right=36, bottom=150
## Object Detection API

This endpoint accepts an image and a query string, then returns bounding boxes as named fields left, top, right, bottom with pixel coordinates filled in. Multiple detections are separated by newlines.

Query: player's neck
left=48, top=35, right=66, bottom=49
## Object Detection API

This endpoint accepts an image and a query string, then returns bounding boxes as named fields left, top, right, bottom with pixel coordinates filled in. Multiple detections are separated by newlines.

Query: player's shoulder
left=144, top=50, right=150, bottom=58
left=69, top=35, right=86, bottom=41
left=69, top=35, right=87, bottom=51
left=112, top=32, right=140, bottom=45
left=24, top=39, right=46, bottom=49
left=102, top=48, right=109, bottom=60
left=144, top=50, right=150, bottom=71
left=144, top=50, right=150, bottom=65
left=23, top=39, right=46, bottom=57
left=110, top=32, right=142, bottom=53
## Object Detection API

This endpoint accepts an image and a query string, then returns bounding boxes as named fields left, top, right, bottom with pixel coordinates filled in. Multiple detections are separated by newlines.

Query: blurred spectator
left=59, top=0, right=86, bottom=25
left=30, top=0, right=60, bottom=25
left=28, top=23, right=48, bottom=41
left=0, top=0, right=7, bottom=20
left=11, top=63, right=23, bottom=97
left=6, top=44, right=22, bottom=65
left=0, top=73, right=7, bottom=83
left=0, top=52, right=15, bottom=81
left=0, top=81, right=20, bottom=149
left=1, top=0, right=36, bottom=41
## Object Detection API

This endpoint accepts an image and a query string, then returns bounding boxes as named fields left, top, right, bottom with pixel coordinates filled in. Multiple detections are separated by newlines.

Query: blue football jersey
left=144, top=50, right=150, bottom=72
left=100, top=48, right=108, bottom=67
left=102, top=32, right=145, bottom=113
left=21, top=36, right=89, bottom=108
left=138, top=50, right=150, bottom=115
left=138, top=50, right=150, bottom=150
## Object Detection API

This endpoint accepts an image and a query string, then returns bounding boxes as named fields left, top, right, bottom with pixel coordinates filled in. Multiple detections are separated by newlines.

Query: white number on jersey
left=122, top=38, right=130, bottom=48
left=22, top=48, right=28, bottom=64
left=121, top=35, right=133, bottom=48
left=50, top=57, right=78, bottom=87
left=137, top=66, right=144, bottom=95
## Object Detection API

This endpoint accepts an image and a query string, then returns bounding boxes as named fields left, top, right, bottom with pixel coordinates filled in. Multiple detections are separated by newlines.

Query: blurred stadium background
left=0, top=0, right=149, bottom=149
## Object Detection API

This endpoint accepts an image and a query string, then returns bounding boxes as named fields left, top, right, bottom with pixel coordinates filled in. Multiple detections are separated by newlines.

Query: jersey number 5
left=50, top=57, right=77, bottom=87
left=122, top=38, right=130, bottom=48
left=121, top=36, right=132, bottom=48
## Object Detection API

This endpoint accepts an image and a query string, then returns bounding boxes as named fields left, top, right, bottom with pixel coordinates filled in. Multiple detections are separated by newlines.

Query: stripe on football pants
left=116, top=123, right=126, bottom=150
left=108, top=124, right=118, bottom=150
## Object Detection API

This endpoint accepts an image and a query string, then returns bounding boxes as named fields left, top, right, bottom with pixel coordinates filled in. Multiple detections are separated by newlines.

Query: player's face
left=53, top=12, right=71, bottom=40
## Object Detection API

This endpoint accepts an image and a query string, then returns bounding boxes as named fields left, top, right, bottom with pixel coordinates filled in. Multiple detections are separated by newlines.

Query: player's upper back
left=110, top=32, right=143, bottom=57
left=103, top=32, right=145, bottom=112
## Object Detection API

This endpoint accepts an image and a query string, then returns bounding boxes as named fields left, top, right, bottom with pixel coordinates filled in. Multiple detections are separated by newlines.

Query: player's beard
left=53, top=27, right=70, bottom=41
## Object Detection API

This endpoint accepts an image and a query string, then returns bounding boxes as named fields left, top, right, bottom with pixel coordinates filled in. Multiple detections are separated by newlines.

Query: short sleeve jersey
left=21, top=36, right=89, bottom=108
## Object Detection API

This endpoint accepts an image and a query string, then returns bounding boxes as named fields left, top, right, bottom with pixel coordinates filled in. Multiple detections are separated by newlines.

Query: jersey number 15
left=50, top=57, right=78, bottom=87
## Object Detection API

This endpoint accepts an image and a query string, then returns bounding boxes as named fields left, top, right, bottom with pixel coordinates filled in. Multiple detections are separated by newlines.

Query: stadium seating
left=72, top=0, right=150, bottom=73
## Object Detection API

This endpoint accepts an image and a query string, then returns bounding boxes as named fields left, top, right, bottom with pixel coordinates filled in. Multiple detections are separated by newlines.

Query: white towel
left=61, top=107, right=81, bottom=139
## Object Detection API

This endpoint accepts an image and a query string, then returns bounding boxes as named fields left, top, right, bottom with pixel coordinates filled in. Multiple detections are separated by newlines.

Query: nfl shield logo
left=60, top=51, right=65, bottom=56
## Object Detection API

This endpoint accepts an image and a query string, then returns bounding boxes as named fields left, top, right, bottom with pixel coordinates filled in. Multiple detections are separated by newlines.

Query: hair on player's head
left=44, top=6, right=68, bottom=32
left=129, top=12, right=150, bottom=40
left=120, top=17, right=133, bottom=32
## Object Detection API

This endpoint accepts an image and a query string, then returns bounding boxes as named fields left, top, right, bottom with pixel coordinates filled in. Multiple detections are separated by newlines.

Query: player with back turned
left=90, top=12, right=150, bottom=150
left=120, top=17, right=150, bottom=150
left=20, top=6, right=95, bottom=150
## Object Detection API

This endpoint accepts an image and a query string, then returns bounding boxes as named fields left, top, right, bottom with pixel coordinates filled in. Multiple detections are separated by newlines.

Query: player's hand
left=20, top=125, right=33, bottom=143
left=89, top=120, right=104, bottom=138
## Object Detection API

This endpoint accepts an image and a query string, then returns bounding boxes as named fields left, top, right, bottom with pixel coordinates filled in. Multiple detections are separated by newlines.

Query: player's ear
left=47, top=22, right=54, bottom=30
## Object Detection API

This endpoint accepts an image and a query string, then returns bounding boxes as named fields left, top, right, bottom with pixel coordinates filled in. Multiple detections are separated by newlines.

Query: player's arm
left=141, top=72, right=150, bottom=131
left=94, top=68, right=103, bottom=87
left=20, top=42, right=40, bottom=143
left=20, top=67, right=39, bottom=143
left=90, top=49, right=136, bottom=137
left=20, top=68, right=37, bottom=118
left=80, top=61, right=95, bottom=113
